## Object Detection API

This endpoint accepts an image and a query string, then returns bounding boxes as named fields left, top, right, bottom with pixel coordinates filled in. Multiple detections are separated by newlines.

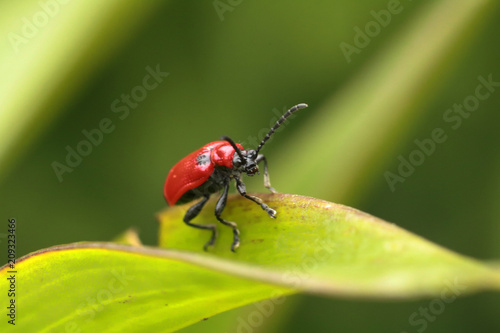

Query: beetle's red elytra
left=164, top=103, right=308, bottom=251
left=165, top=141, right=243, bottom=205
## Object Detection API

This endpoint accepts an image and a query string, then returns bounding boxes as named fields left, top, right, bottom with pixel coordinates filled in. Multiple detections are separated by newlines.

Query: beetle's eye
left=232, top=154, right=243, bottom=167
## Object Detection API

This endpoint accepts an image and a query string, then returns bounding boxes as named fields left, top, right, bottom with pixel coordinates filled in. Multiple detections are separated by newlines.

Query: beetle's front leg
left=256, top=154, right=277, bottom=193
left=235, top=176, right=276, bottom=218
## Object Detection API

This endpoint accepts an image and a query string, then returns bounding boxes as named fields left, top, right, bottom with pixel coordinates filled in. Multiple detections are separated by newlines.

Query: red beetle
left=164, top=103, right=308, bottom=251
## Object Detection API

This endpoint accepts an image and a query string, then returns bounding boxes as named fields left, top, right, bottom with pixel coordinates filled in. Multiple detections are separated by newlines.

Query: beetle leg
left=256, top=154, right=277, bottom=193
left=215, top=181, right=241, bottom=252
left=183, top=195, right=218, bottom=251
left=235, top=176, right=277, bottom=219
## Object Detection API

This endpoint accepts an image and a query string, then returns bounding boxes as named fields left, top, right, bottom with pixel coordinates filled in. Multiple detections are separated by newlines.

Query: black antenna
left=221, top=135, right=246, bottom=162
left=255, top=103, right=308, bottom=154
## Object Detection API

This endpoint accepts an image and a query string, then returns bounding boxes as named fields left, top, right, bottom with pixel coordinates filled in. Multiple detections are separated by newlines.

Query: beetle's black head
left=243, top=150, right=259, bottom=176
left=221, top=136, right=259, bottom=176
left=232, top=149, right=259, bottom=176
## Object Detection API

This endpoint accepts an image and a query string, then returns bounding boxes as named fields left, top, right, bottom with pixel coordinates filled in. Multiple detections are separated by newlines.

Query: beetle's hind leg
left=183, top=195, right=218, bottom=251
left=215, top=181, right=241, bottom=252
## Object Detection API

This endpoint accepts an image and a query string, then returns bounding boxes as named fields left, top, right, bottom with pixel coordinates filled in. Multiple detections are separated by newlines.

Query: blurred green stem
left=0, top=0, right=160, bottom=179
left=272, top=0, right=496, bottom=204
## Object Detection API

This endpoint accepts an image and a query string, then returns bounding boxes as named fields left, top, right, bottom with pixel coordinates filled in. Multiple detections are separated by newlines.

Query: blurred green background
left=1, top=0, right=499, bottom=332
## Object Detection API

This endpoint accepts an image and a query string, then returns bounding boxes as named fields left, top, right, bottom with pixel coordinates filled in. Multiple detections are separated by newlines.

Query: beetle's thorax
left=232, top=149, right=259, bottom=176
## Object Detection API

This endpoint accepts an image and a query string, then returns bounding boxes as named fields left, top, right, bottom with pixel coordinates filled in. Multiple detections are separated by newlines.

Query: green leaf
left=1, top=243, right=291, bottom=332
left=112, top=227, right=143, bottom=246
left=158, top=193, right=500, bottom=298
left=3, top=194, right=498, bottom=332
